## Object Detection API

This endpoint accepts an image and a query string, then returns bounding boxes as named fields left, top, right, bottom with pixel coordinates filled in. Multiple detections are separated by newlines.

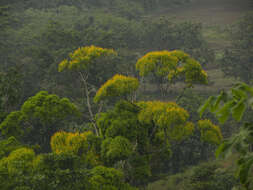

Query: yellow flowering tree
left=58, top=45, right=117, bottom=136
left=50, top=131, right=101, bottom=167
left=136, top=50, right=207, bottom=96
left=94, top=74, right=139, bottom=103
left=95, top=98, right=222, bottom=188
left=92, top=54, right=219, bottom=188
left=58, top=46, right=116, bottom=72
left=137, top=101, right=195, bottom=141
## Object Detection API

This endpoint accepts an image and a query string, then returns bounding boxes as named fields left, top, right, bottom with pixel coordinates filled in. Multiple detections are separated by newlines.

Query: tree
left=0, top=147, right=36, bottom=189
left=89, top=166, right=137, bottom=190
left=199, top=82, right=253, bottom=189
left=50, top=131, right=101, bottom=167
left=136, top=50, right=207, bottom=96
left=58, top=45, right=117, bottom=136
left=94, top=72, right=221, bottom=188
left=0, top=91, right=80, bottom=151
left=0, top=133, right=137, bottom=190
left=95, top=99, right=222, bottom=188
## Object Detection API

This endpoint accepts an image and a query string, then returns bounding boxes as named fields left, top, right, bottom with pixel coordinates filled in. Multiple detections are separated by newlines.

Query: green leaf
left=237, top=156, right=253, bottom=187
left=211, top=91, right=227, bottom=112
left=215, top=140, right=231, bottom=158
left=198, top=96, right=215, bottom=117
left=236, top=82, right=253, bottom=96
left=216, top=100, right=235, bottom=124
left=231, top=88, right=247, bottom=101
left=231, top=99, right=246, bottom=121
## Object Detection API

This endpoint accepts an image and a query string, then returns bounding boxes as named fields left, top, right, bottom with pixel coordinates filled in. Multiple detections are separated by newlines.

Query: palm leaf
left=231, top=99, right=246, bottom=122
left=216, top=100, right=235, bottom=124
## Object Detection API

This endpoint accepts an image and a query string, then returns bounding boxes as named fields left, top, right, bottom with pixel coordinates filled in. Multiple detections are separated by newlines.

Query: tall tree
left=94, top=72, right=221, bottom=188
left=58, top=45, right=117, bottom=135
left=136, top=50, right=207, bottom=96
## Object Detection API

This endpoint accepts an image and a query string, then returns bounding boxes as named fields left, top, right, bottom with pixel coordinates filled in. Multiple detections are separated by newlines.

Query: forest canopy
left=0, top=0, right=252, bottom=189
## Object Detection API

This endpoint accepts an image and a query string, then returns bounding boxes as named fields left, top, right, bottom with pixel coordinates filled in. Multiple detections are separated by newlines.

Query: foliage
left=0, top=66, right=23, bottom=113
left=0, top=4, right=213, bottom=101
left=137, top=101, right=195, bottom=141
left=220, top=12, right=253, bottom=84
left=58, top=45, right=118, bottom=136
left=101, top=136, right=133, bottom=164
left=136, top=50, right=207, bottom=85
left=188, top=162, right=237, bottom=190
left=199, top=82, right=253, bottom=189
left=0, top=0, right=224, bottom=189
left=96, top=97, right=220, bottom=187
left=50, top=131, right=101, bottom=167
left=136, top=50, right=181, bottom=77
left=197, top=119, right=223, bottom=145
left=94, top=74, right=139, bottom=103
left=176, top=88, right=204, bottom=121
left=0, top=140, right=137, bottom=190
left=89, top=165, right=137, bottom=190
left=0, top=150, right=89, bottom=190
left=199, top=83, right=253, bottom=124
left=0, top=147, right=35, bottom=176
left=142, top=19, right=214, bottom=65
left=0, top=91, right=80, bottom=151
left=0, top=137, right=22, bottom=159
left=0, top=111, right=26, bottom=140
left=136, top=50, right=207, bottom=94
left=58, top=45, right=116, bottom=72
left=58, top=45, right=118, bottom=89
left=96, top=100, right=140, bottom=141
left=148, top=161, right=238, bottom=190
left=97, top=100, right=157, bottom=186
left=0, top=5, right=14, bottom=66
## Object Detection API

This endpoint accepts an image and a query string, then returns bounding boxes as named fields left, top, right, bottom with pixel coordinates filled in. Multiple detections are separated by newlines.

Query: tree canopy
left=0, top=91, right=80, bottom=151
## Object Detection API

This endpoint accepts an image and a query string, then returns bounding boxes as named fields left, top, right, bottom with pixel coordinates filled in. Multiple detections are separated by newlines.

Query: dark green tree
left=0, top=91, right=80, bottom=151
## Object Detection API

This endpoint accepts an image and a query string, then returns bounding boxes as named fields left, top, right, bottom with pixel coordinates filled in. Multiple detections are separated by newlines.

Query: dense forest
left=0, top=0, right=252, bottom=189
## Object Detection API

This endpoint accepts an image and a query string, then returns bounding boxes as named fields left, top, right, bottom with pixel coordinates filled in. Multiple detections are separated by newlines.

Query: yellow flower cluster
left=136, top=49, right=208, bottom=85
left=51, top=131, right=100, bottom=166
left=198, top=119, right=223, bottom=145
left=137, top=101, right=194, bottom=141
left=51, top=131, right=91, bottom=155
left=137, top=101, right=177, bottom=124
left=136, top=51, right=178, bottom=77
left=94, top=74, right=139, bottom=103
left=58, top=45, right=116, bottom=72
